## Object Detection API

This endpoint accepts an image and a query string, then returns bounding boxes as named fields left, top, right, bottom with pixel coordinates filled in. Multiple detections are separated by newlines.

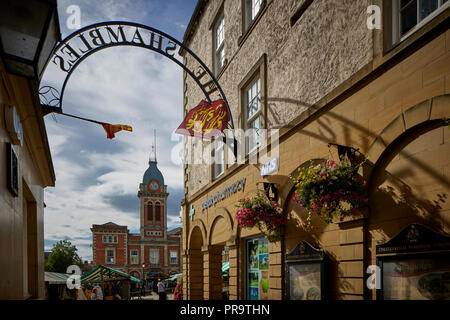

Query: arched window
left=147, top=202, right=153, bottom=224
left=155, top=202, right=161, bottom=223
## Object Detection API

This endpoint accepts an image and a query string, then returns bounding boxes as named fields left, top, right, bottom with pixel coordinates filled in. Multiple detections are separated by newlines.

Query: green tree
left=45, top=240, right=83, bottom=273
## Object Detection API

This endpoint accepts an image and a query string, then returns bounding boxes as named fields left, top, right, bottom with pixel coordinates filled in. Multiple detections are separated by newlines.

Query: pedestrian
left=157, top=279, right=166, bottom=300
left=149, top=280, right=153, bottom=292
left=173, top=277, right=183, bottom=301
left=92, top=284, right=104, bottom=300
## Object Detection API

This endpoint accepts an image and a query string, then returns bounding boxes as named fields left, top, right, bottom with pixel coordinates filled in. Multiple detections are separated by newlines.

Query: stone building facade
left=91, top=153, right=182, bottom=280
left=181, top=0, right=450, bottom=300
left=0, top=0, right=59, bottom=299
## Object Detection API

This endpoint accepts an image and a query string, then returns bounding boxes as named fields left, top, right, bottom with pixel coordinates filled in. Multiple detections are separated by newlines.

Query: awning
left=45, top=272, right=70, bottom=284
left=168, top=273, right=183, bottom=281
left=80, top=265, right=141, bottom=283
left=222, top=262, right=230, bottom=272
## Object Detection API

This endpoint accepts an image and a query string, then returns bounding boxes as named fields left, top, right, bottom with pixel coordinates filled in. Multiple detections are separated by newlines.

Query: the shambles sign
left=38, top=21, right=233, bottom=125
left=201, top=178, right=246, bottom=210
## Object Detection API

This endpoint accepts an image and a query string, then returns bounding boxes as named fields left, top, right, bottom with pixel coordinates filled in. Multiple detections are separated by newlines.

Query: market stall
left=81, top=265, right=141, bottom=300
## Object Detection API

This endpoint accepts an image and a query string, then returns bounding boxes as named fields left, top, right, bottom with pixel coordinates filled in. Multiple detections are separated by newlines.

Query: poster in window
left=247, top=237, right=269, bottom=300
left=288, top=263, right=321, bottom=300
left=383, top=257, right=450, bottom=300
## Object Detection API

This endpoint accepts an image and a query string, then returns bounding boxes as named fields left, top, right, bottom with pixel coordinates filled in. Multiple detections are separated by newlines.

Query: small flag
left=101, top=124, right=133, bottom=139
left=176, top=99, right=229, bottom=139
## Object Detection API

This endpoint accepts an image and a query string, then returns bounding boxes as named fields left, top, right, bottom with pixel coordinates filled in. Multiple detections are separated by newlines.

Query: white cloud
left=44, top=1, right=191, bottom=261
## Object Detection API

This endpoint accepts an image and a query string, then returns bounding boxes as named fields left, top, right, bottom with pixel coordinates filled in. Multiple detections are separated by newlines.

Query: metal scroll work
left=38, top=21, right=235, bottom=131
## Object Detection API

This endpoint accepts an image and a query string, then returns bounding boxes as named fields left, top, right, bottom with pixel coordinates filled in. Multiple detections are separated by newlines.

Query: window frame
left=147, top=201, right=153, bottom=225
left=170, top=251, right=178, bottom=265
left=391, top=0, right=449, bottom=45
left=155, top=202, right=161, bottom=224
left=245, top=76, right=262, bottom=154
left=105, top=247, right=116, bottom=265
left=211, top=135, right=225, bottom=181
left=239, top=54, right=267, bottom=157
left=130, top=249, right=139, bottom=265
left=213, top=11, right=225, bottom=75
left=242, top=0, right=266, bottom=33
left=150, top=248, right=159, bottom=265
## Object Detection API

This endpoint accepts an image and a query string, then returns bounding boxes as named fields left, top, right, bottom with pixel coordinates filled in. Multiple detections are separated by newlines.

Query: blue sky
left=42, top=0, right=197, bottom=261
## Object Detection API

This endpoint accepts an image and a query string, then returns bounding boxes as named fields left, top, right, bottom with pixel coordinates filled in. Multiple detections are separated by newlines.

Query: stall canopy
left=45, top=272, right=70, bottom=284
left=222, top=262, right=229, bottom=273
left=81, top=265, right=141, bottom=283
left=168, top=273, right=183, bottom=281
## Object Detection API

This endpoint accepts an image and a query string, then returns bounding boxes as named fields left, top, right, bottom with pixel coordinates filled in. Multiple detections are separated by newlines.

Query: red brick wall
left=93, top=232, right=127, bottom=267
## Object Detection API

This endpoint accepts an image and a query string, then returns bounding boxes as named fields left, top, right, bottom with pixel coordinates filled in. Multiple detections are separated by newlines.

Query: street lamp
left=0, top=0, right=61, bottom=79
left=141, top=263, right=146, bottom=296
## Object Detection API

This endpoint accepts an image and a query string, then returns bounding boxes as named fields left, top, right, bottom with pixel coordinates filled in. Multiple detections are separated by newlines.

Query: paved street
left=131, top=291, right=174, bottom=300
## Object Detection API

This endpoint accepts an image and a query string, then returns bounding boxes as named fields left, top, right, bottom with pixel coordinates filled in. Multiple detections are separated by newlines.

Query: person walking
left=173, top=277, right=183, bottom=301
left=157, top=279, right=166, bottom=300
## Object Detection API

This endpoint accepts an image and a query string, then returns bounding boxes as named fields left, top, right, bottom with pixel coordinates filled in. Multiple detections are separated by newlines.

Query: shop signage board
left=376, top=224, right=450, bottom=300
left=260, top=157, right=278, bottom=177
left=201, top=178, right=246, bottom=210
left=285, top=241, right=327, bottom=300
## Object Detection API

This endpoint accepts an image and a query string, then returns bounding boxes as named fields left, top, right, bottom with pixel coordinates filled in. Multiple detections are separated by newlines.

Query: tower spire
left=149, top=129, right=157, bottom=163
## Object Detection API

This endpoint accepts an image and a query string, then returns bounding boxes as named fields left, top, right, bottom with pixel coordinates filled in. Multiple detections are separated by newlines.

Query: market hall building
left=180, top=0, right=450, bottom=300
left=91, top=150, right=182, bottom=281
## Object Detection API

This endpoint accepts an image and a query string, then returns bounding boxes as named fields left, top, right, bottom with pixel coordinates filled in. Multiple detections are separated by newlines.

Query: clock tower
left=138, top=142, right=169, bottom=240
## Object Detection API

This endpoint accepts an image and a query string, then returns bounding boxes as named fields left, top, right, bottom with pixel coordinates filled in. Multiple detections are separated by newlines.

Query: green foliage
left=45, top=240, right=83, bottom=273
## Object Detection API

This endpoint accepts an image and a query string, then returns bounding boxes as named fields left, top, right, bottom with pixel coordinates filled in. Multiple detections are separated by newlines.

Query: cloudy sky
left=42, top=0, right=197, bottom=261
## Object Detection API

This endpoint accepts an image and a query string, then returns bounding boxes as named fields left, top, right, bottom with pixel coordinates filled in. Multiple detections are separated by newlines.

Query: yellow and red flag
left=176, top=99, right=229, bottom=139
left=101, top=123, right=133, bottom=139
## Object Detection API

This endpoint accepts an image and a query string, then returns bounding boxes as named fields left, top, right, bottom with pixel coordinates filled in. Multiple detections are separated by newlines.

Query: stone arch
left=208, top=207, right=234, bottom=246
left=188, top=219, right=207, bottom=250
left=366, top=94, right=450, bottom=172
left=366, top=94, right=450, bottom=238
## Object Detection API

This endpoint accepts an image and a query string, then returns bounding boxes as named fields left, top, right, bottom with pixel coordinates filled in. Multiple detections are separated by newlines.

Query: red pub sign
left=176, top=99, right=229, bottom=139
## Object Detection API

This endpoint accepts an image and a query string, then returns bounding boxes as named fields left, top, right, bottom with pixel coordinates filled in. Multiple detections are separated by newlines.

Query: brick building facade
left=181, top=0, right=450, bottom=300
left=91, top=150, right=182, bottom=280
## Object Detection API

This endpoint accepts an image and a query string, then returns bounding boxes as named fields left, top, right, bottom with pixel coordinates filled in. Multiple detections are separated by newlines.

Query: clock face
left=150, top=182, right=158, bottom=190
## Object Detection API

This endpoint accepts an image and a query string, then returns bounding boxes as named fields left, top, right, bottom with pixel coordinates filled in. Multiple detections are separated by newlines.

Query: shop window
left=212, top=136, right=225, bottom=180
left=246, top=236, right=269, bottom=300
left=130, top=250, right=139, bottom=265
left=391, top=0, right=449, bottom=44
left=285, top=241, right=327, bottom=300
left=106, top=248, right=115, bottom=264
left=214, top=11, right=225, bottom=75
left=170, top=251, right=178, bottom=264
left=376, top=224, right=450, bottom=300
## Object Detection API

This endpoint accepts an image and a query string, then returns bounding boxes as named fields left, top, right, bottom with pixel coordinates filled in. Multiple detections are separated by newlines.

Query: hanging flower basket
left=290, top=158, right=368, bottom=227
left=236, top=192, right=286, bottom=242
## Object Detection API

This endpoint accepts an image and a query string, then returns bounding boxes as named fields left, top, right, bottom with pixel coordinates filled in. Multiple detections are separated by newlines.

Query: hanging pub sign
left=376, top=224, right=450, bottom=300
left=176, top=99, right=229, bottom=139
left=285, top=241, right=327, bottom=300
